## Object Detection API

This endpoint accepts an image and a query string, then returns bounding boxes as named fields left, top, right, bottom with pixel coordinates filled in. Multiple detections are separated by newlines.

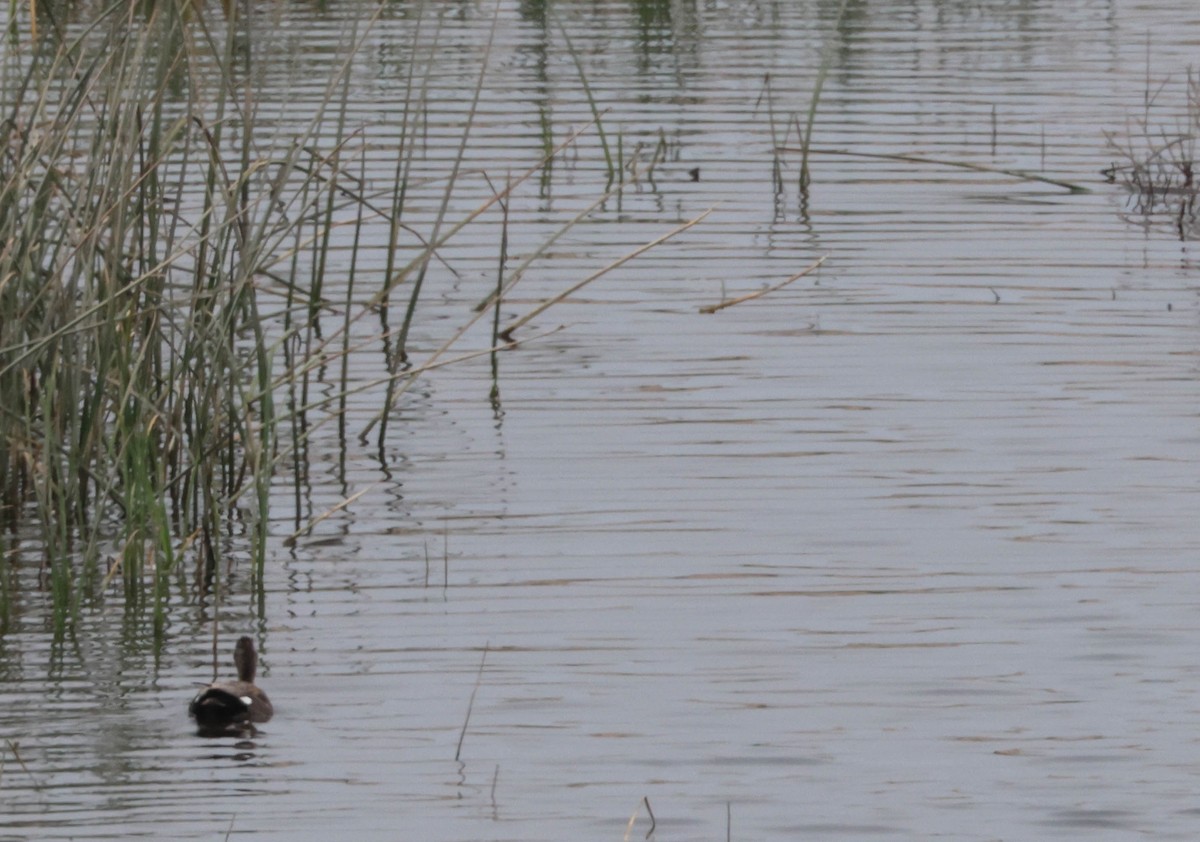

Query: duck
left=189, top=636, right=274, bottom=728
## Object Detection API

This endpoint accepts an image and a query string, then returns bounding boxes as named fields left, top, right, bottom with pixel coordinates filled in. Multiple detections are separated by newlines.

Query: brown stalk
left=700, top=255, right=827, bottom=314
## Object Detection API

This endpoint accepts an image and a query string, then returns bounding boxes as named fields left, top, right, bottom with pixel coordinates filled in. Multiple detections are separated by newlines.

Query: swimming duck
left=189, top=636, right=273, bottom=727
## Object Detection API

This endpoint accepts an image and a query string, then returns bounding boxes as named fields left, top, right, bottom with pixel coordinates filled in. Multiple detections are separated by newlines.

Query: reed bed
left=0, top=3, right=658, bottom=636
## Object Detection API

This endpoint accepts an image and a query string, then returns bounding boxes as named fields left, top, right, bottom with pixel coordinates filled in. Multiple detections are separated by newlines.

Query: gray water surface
left=4, top=1, right=1200, bottom=839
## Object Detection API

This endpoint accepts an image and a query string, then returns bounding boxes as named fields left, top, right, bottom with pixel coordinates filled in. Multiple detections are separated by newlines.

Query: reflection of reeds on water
left=1104, top=69, right=1200, bottom=234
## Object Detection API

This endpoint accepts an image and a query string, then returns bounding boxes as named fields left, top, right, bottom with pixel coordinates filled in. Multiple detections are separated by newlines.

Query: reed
left=454, top=642, right=489, bottom=762
left=555, top=13, right=615, bottom=184
left=787, top=147, right=1087, bottom=193
left=1104, top=68, right=1200, bottom=229
left=0, top=5, right=393, bottom=632
left=796, top=0, right=850, bottom=191
left=0, top=3, right=684, bottom=636
left=488, top=179, right=509, bottom=406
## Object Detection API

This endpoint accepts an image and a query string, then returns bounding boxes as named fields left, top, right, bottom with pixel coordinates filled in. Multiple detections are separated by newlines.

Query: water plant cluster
left=0, top=4, right=665, bottom=637
left=0, top=6, right=350, bottom=635
left=1104, top=69, right=1200, bottom=234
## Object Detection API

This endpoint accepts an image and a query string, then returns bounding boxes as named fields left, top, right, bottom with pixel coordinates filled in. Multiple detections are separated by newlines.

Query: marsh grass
left=0, top=3, right=663, bottom=636
left=1104, top=69, right=1200, bottom=234
left=752, top=0, right=845, bottom=202
left=795, top=0, right=848, bottom=192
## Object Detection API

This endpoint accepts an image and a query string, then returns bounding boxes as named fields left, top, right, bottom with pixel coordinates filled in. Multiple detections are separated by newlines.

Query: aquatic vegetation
left=796, top=0, right=849, bottom=192
left=0, top=4, right=675, bottom=636
left=1104, top=69, right=1200, bottom=234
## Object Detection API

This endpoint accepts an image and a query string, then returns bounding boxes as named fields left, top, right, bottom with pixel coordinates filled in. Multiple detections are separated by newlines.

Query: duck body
left=190, top=636, right=273, bottom=727
left=189, top=680, right=273, bottom=725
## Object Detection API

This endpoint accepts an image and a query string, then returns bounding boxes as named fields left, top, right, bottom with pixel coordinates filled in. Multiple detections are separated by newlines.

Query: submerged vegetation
left=0, top=3, right=683, bottom=636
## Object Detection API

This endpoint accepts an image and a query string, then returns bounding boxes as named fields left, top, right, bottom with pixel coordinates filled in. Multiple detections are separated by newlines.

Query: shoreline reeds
left=0, top=4, right=678, bottom=637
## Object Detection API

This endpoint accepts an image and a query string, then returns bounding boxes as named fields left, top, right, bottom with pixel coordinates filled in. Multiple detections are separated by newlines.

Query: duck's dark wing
left=189, top=684, right=253, bottom=724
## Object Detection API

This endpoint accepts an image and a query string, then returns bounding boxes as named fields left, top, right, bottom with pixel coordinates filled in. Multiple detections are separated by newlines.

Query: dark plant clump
left=1104, top=69, right=1200, bottom=234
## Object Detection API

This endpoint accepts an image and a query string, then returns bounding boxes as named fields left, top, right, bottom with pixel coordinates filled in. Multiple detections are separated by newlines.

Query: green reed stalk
left=378, top=0, right=431, bottom=344
left=798, top=0, right=849, bottom=191
left=338, top=149, right=369, bottom=466
left=372, top=4, right=500, bottom=447
left=555, top=14, right=614, bottom=183
left=389, top=2, right=501, bottom=362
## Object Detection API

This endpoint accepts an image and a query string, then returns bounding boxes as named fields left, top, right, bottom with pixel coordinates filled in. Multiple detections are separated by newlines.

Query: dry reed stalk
left=789, top=147, right=1087, bottom=193
left=501, top=207, right=716, bottom=340
left=700, top=255, right=828, bottom=314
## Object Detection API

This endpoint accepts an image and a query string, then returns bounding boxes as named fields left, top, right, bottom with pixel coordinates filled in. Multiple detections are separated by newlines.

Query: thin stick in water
left=454, top=643, right=490, bottom=762
left=490, top=763, right=500, bottom=820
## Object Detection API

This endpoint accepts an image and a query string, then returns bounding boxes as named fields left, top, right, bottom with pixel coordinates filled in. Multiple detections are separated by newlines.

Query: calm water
left=4, top=0, right=1200, bottom=839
